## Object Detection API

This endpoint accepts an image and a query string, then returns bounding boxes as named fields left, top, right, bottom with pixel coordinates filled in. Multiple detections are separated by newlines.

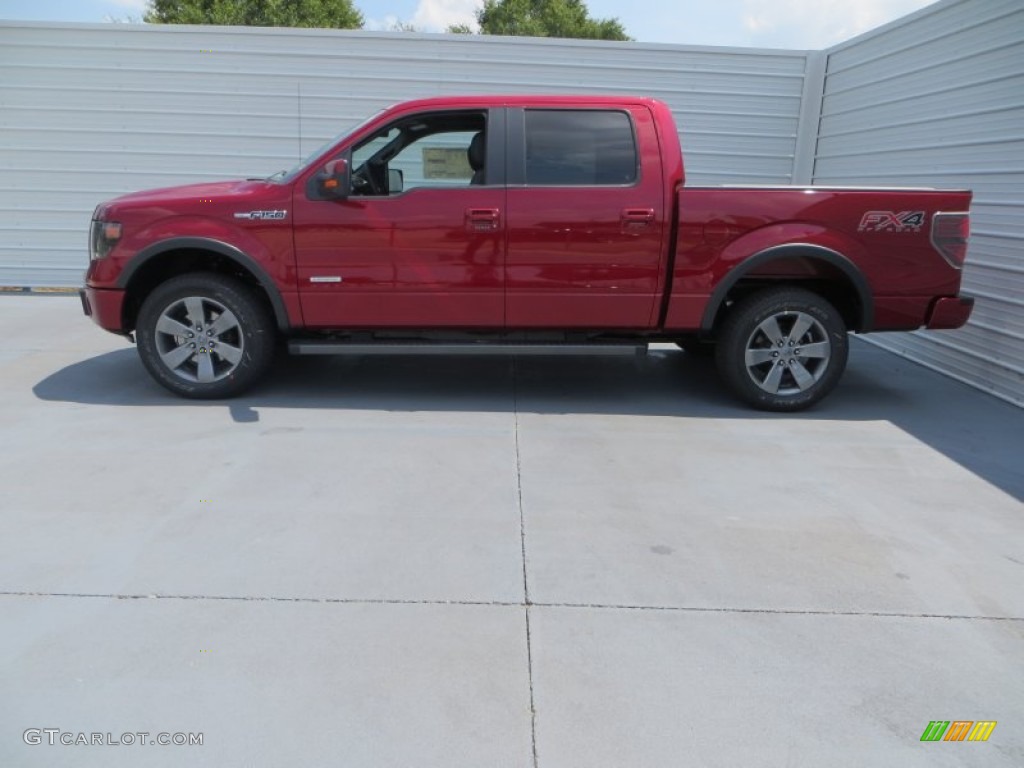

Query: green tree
left=144, top=0, right=363, bottom=29
left=458, top=0, right=630, bottom=41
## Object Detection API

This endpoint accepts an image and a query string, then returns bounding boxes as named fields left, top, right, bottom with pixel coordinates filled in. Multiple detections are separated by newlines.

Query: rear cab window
left=522, top=109, right=638, bottom=186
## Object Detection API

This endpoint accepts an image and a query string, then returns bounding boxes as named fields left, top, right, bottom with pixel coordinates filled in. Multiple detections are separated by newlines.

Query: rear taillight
left=931, top=212, right=970, bottom=269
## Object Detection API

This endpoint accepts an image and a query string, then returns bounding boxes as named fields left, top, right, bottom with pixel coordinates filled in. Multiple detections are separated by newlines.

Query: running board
left=289, top=341, right=648, bottom=357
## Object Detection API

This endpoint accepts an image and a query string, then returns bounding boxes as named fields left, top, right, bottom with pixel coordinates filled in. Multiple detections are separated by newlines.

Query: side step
left=289, top=341, right=648, bottom=357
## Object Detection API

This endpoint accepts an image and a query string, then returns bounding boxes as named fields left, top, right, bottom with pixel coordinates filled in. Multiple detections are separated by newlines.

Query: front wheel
left=136, top=273, right=276, bottom=399
left=715, top=287, right=848, bottom=411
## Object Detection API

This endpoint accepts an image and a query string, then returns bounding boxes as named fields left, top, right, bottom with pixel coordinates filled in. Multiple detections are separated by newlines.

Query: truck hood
left=95, top=179, right=282, bottom=218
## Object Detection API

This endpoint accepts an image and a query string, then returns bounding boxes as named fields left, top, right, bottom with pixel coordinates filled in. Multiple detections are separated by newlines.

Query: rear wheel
left=136, top=273, right=276, bottom=398
left=715, top=287, right=848, bottom=411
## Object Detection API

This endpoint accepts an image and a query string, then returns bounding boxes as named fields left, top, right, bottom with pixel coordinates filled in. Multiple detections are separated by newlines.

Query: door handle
left=466, top=208, right=501, bottom=232
left=621, top=208, right=656, bottom=224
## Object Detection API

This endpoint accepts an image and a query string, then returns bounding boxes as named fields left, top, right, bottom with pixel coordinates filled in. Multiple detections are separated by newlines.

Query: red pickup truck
left=82, top=95, right=973, bottom=411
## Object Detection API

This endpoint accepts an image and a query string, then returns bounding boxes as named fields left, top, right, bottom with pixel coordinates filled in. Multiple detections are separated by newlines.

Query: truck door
left=293, top=108, right=506, bottom=328
left=504, top=106, right=666, bottom=328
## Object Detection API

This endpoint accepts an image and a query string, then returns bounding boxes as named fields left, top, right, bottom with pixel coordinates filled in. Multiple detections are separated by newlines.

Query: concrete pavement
left=1, top=294, right=1022, bottom=766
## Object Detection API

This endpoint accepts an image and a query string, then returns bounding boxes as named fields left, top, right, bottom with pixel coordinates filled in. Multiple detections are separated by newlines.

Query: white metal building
left=0, top=0, right=1020, bottom=404
left=0, top=22, right=808, bottom=286
left=808, top=0, right=1024, bottom=406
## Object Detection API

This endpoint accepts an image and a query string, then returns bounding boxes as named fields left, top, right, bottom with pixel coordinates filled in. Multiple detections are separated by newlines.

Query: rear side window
left=524, top=110, right=637, bottom=186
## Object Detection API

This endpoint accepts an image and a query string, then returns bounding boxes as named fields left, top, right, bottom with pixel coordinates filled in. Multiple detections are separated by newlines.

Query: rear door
left=504, top=105, right=666, bottom=328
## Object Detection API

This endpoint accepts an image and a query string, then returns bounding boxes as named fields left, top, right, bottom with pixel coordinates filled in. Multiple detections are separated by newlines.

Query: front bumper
left=80, top=285, right=127, bottom=333
left=925, top=295, right=974, bottom=330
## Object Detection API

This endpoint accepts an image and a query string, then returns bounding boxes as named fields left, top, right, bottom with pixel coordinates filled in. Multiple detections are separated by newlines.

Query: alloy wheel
left=742, top=310, right=831, bottom=395
left=153, top=296, right=244, bottom=383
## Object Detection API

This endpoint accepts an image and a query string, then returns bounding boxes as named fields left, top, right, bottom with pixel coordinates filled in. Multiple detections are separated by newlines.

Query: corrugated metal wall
left=0, top=22, right=808, bottom=287
left=2, top=6, right=1021, bottom=404
left=811, top=0, right=1024, bottom=405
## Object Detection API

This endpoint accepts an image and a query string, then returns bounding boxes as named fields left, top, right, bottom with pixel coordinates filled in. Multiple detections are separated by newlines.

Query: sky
left=0, top=0, right=941, bottom=49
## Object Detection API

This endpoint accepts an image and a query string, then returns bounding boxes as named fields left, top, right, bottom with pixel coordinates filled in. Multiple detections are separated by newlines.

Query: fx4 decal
left=858, top=210, right=926, bottom=233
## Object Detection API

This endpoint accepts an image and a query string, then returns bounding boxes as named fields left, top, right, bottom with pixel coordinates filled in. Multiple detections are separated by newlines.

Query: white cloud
left=364, top=14, right=403, bottom=31
left=411, top=0, right=480, bottom=32
left=742, top=0, right=937, bottom=48
left=103, top=0, right=149, bottom=23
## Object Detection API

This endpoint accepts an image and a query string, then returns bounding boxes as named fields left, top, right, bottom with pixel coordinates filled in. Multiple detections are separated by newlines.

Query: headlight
left=89, top=219, right=122, bottom=260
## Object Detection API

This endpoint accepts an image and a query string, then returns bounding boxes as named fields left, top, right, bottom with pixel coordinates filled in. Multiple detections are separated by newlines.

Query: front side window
left=349, top=111, right=487, bottom=196
left=525, top=110, right=637, bottom=186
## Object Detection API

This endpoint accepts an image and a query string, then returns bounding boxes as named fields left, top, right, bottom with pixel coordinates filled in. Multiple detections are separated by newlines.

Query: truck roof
left=385, top=95, right=669, bottom=111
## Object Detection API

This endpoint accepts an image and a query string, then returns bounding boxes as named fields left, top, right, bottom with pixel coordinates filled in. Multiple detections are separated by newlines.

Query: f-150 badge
left=233, top=210, right=288, bottom=221
left=858, top=210, right=925, bottom=232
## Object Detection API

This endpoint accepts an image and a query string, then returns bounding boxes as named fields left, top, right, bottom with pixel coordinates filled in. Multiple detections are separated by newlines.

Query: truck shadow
left=33, top=339, right=1023, bottom=501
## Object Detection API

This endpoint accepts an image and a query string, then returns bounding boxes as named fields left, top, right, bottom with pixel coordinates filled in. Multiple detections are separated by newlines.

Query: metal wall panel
left=5, top=10, right=1018, bottom=405
left=0, top=22, right=808, bottom=287
left=813, top=0, right=1024, bottom=405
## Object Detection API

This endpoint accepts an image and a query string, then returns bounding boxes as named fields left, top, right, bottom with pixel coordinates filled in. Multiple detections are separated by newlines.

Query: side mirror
left=317, top=158, right=350, bottom=200
left=388, top=168, right=404, bottom=194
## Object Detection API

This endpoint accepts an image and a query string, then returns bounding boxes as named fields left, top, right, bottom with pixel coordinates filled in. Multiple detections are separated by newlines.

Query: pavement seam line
left=2, top=591, right=1023, bottom=622
left=512, top=356, right=540, bottom=768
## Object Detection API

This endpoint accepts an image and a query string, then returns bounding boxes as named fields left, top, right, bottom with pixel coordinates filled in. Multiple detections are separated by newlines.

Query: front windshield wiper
left=264, top=170, right=289, bottom=182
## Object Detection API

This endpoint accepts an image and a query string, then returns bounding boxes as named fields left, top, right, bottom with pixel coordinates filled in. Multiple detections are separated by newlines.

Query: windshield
left=265, top=110, right=384, bottom=184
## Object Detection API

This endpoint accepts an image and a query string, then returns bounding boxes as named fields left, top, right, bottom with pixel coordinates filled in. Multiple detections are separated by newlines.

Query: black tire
left=136, top=273, right=276, bottom=399
left=715, top=287, right=848, bottom=411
